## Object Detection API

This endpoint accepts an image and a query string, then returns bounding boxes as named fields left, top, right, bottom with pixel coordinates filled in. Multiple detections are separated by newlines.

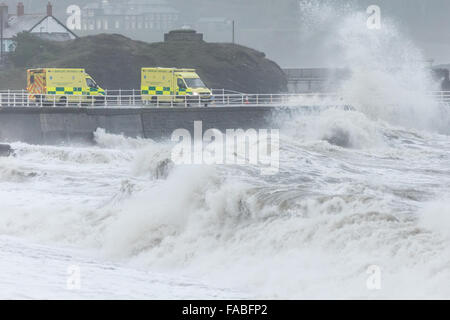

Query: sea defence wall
left=0, top=106, right=278, bottom=145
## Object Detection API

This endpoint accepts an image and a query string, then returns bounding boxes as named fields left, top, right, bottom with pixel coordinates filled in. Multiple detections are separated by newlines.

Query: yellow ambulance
left=27, top=68, right=105, bottom=105
left=141, top=68, right=212, bottom=106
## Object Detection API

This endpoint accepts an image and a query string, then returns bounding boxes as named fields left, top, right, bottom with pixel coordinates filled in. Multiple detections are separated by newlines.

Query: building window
left=115, top=20, right=120, bottom=29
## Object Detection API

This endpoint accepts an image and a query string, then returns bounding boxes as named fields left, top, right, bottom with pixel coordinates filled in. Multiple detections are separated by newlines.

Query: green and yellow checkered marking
left=47, top=87, right=104, bottom=96
left=47, top=87, right=81, bottom=95
left=141, top=86, right=173, bottom=96
left=176, top=88, right=193, bottom=96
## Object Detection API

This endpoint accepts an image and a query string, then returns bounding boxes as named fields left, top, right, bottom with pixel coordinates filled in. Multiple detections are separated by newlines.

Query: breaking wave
left=1, top=117, right=450, bottom=298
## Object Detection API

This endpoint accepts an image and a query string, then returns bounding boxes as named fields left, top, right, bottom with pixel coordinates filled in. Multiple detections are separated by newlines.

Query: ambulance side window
left=30, top=75, right=34, bottom=84
left=177, top=78, right=186, bottom=89
left=86, top=78, right=97, bottom=88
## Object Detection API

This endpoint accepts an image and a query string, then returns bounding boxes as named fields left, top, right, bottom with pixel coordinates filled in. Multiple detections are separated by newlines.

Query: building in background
left=283, top=68, right=350, bottom=93
left=0, top=2, right=77, bottom=54
left=164, top=28, right=203, bottom=42
left=80, top=0, right=179, bottom=42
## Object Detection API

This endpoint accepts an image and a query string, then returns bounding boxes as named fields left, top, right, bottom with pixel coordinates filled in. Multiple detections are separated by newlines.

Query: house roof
left=4, top=14, right=78, bottom=40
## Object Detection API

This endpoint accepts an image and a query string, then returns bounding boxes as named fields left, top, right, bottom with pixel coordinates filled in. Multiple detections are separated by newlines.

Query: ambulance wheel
left=35, top=95, right=42, bottom=106
left=95, top=96, right=105, bottom=105
left=58, top=97, right=67, bottom=106
left=151, top=96, right=157, bottom=105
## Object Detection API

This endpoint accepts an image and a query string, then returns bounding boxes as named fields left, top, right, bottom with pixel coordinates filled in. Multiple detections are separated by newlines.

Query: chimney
left=0, top=2, right=8, bottom=28
left=46, top=2, right=52, bottom=16
left=17, top=2, right=24, bottom=17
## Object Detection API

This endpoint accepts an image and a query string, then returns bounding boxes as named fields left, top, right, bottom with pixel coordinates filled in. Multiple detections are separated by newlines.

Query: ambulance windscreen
left=185, top=78, right=206, bottom=89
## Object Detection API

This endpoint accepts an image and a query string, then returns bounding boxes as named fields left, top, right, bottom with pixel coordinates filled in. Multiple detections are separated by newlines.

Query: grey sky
left=3, top=0, right=450, bottom=67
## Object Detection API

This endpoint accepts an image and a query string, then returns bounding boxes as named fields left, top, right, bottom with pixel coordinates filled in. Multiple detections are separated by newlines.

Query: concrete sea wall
left=0, top=107, right=278, bottom=145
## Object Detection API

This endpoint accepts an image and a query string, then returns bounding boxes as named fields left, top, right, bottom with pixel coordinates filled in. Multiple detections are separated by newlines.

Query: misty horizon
left=1, top=0, right=449, bottom=68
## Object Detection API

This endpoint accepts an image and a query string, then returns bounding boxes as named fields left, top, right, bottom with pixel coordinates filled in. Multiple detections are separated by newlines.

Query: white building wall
left=30, top=16, right=76, bottom=40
